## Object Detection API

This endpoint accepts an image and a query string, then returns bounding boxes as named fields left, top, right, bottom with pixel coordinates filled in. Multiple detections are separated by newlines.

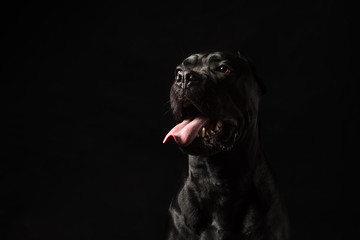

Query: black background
left=1, top=1, right=358, bottom=239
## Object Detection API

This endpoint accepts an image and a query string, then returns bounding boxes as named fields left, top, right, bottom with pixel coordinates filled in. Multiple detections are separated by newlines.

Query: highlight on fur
left=164, top=51, right=289, bottom=240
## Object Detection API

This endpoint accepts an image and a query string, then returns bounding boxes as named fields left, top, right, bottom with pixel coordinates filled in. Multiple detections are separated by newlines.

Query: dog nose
left=184, top=70, right=195, bottom=81
left=176, top=70, right=200, bottom=88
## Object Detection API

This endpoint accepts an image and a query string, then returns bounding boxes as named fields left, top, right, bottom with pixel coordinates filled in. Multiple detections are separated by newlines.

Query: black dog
left=163, top=51, right=289, bottom=240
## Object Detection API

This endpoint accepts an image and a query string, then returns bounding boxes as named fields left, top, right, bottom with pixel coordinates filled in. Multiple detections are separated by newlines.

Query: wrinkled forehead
left=180, top=52, right=226, bottom=68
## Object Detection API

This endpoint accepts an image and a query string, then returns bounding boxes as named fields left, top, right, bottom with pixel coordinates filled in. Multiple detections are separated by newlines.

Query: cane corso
left=163, top=51, right=289, bottom=240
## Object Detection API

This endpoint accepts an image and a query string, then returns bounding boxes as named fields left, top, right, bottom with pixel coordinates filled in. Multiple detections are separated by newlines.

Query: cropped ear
left=237, top=51, right=248, bottom=62
left=248, top=61, right=267, bottom=96
left=235, top=51, right=266, bottom=96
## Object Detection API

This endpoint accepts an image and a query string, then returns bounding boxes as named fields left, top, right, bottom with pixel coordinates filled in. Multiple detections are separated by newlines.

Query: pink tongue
left=163, top=116, right=210, bottom=146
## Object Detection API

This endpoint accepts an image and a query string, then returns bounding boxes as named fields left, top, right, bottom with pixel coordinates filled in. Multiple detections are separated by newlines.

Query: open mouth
left=163, top=99, right=223, bottom=146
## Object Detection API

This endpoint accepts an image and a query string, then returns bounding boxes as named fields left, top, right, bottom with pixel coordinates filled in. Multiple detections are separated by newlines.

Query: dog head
left=163, top=51, right=265, bottom=156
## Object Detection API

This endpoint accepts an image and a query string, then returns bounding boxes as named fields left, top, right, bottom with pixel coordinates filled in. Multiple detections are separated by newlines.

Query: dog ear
left=236, top=51, right=266, bottom=96
left=248, top=62, right=267, bottom=96
left=244, top=57, right=267, bottom=96
left=237, top=51, right=248, bottom=62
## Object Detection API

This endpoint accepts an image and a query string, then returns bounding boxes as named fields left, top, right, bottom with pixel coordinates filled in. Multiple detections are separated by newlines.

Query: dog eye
left=217, top=65, right=231, bottom=74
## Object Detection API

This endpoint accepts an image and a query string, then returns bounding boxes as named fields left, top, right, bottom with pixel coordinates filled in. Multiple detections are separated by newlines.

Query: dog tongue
left=163, top=116, right=209, bottom=146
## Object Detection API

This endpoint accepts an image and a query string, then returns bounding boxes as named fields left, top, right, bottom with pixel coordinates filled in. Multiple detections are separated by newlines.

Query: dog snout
left=175, top=70, right=201, bottom=88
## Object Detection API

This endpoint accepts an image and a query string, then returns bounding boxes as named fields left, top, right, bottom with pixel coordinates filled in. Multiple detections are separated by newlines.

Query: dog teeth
left=214, top=121, right=223, bottom=132
left=201, top=127, right=206, bottom=138
left=198, top=122, right=223, bottom=139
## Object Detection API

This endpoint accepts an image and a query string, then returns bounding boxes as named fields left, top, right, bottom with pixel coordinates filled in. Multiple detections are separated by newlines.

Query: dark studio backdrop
left=1, top=1, right=358, bottom=239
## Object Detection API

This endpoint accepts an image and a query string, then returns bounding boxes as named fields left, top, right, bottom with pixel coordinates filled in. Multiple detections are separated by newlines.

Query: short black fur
left=165, top=51, right=289, bottom=240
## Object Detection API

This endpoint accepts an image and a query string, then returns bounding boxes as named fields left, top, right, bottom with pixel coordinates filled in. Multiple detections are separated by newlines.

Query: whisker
left=161, top=100, right=170, bottom=109
left=160, top=100, right=172, bottom=117
left=162, top=108, right=172, bottom=117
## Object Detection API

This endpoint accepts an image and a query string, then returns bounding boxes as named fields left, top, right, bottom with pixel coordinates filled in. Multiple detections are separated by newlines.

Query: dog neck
left=187, top=126, right=261, bottom=190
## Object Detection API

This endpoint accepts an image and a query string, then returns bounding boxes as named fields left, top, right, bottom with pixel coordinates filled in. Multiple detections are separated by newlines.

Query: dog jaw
left=164, top=51, right=260, bottom=156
